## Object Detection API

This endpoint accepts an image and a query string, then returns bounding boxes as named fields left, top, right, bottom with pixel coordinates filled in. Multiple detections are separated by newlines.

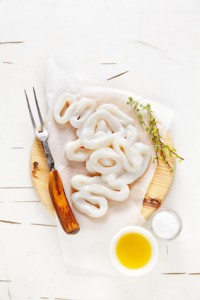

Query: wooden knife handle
left=48, top=169, right=80, bottom=234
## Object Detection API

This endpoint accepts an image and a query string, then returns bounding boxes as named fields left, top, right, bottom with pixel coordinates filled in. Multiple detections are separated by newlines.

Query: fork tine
left=33, top=87, right=44, bottom=129
left=24, top=89, right=37, bottom=132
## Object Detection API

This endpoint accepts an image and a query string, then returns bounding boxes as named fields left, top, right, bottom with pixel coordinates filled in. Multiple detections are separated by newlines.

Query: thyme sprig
left=127, top=97, right=184, bottom=171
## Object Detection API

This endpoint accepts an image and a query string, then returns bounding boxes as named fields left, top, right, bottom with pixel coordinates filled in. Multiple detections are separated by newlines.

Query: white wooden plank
left=0, top=284, right=10, bottom=300
left=0, top=189, right=38, bottom=203
left=0, top=236, right=9, bottom=281
left=0, top=0, right=199, bottom=299
left=0, top=226, right=11, bottom=300
left=0, top=201, right=55, bottom=226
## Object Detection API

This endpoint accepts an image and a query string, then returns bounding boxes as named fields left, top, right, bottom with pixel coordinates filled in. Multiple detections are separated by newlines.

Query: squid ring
left=70, top=97, right=95, bottom=128
left=53, top=93, right=77, bottom=124
left=81, top=183, right=130, bottom=202
left=71, top=175, right=102, bottom=190
left=71, top=191, right=108, bottom=218
left=96, top=120, right=112, bottom=134
left=80, top=109, right=126, bottom=149
left=65, top=139, right=92, bottom=162
left=97, top=104, right=134, bottom=126
left=77, top=120, right=112, bottom=139
left=102, top=142, right=151, bottom=186
left=113, top=138, right=150, bottom=173
left=86, top=147, right=122, bottom=174
left=71, top=175, right=130, bottom=202
left=125, top=125, right=138, bottom=145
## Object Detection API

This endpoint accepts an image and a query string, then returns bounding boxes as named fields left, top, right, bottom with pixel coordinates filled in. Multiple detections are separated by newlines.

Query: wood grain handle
left=48, top=169, right=80, bottom=234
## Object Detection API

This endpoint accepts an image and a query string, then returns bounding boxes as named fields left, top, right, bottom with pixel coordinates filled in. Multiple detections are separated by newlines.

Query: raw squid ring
left=71, top=175, right=102, bottom=190
left=97, top=104, right=134, bottom=126
left=86, top=147, right=122, bottom=174
left=81, top=183, right=130, bottom=202
left=70, top=97, right=95, bottom=128
left=96, top=120, right=112, bottom=134
left=80, top=109, right=126, bottom=149
left=94, top=120, right=112, bottom=138
left=125, top=124, right=138, bottom=145
left=113, top=138, right=151, bottom=173
left=113, top=137, right=141, bottom=173
left=77, top=119, right=112, bottom=139
left=125, top=142, right=151, bottom=170
left=71, top=191, right=108, bottom=218
left=65, top=139, right=92, bottom=162
left=53, top=95, right=153, bottom=217
left=102, top=142, right=151, bottom=186
left=71, top=175, right=130, bottom=202
left=102, top=171, right=138, bottom=187
left=53, top=93, right=77, bottom=124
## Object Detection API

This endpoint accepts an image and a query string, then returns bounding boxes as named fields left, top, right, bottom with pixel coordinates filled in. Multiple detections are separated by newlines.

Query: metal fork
left=25, top=88, right=55, bottom=170
left=25, top=88, right=80, bottom=234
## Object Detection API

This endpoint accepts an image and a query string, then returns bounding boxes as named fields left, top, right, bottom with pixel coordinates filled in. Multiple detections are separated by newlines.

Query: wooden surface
left=141, top=132, right=175, bottom=219
left=1, top=1, right=200, bottom=299
left=31, top=139, right=54, bottom=214
left=30, top=132, right=175, bottom=221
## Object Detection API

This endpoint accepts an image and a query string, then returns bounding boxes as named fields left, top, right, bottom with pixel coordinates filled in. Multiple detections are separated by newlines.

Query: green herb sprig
left=127, top=97, right=184, bottom=171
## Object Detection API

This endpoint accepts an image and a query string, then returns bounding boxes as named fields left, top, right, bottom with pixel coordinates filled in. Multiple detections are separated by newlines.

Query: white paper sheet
left=45, top=59, right=174, bottom=281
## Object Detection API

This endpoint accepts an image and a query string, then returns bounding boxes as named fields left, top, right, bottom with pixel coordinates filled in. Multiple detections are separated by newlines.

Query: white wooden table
left=0, top=1, right=200, bottom=299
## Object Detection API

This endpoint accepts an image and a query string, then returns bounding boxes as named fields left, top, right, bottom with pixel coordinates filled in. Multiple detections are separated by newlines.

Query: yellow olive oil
left=116, top=233, right=152, bottom=269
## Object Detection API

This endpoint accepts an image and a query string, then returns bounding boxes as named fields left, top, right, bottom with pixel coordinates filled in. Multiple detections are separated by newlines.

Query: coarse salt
left=151, top=210, right=182, bottom=240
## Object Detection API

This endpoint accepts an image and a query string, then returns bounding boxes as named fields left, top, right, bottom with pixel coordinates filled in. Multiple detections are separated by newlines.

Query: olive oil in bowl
left=110, top=226, right=159, bottom=276
left=116, top=233, right=152, bottom=269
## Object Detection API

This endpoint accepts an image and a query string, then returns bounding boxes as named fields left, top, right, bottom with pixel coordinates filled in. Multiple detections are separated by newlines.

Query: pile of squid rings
left=53, top=93, right=151, bottom=218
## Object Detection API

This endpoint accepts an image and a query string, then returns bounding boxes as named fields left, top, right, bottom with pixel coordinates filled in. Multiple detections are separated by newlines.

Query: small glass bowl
left=150, top=209, right=182, bottom=240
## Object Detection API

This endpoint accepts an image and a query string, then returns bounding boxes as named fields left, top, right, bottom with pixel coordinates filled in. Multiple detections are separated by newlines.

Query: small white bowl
left=110, top=226, right=159, bottom=276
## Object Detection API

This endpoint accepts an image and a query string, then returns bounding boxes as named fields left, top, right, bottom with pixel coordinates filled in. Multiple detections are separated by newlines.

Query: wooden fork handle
left=48, top=169, right=80, bottom=234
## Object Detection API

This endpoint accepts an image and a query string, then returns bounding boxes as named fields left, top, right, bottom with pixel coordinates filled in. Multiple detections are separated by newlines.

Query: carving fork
left=25, top=88, right=80, bottom=234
